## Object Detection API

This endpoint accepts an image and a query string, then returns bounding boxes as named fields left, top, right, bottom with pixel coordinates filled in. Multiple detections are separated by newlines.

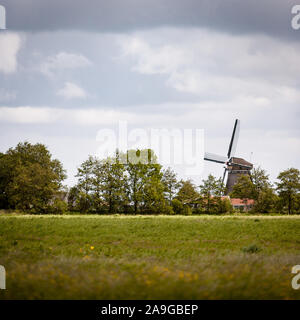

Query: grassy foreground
left=0, top=214, right=300, bottom=300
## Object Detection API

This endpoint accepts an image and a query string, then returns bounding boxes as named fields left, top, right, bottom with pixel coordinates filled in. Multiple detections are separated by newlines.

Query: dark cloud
left=2, top=0, right=299, bottom=41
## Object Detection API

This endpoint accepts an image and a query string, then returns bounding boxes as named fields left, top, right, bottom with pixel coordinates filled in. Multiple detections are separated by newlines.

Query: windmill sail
left=204, top=152, right=227, bottom=164
left=222, top=168, right=227, bottom=184
left=227, top=119, right=240, bottom=159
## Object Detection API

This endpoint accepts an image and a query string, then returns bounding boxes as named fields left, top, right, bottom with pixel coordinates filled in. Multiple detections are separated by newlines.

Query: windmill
left=204, top=119, right=253, bottom=194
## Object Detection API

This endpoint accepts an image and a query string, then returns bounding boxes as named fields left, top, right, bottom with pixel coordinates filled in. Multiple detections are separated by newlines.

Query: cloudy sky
left=0, top=0, right=299, bottom=186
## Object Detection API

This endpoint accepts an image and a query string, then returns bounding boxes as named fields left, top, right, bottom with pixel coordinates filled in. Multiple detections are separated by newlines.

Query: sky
left=0, top=0, right=299, bottom=187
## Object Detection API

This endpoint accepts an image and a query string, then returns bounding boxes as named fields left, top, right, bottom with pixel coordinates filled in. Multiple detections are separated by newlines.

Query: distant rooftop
left=230, top=157, right=253, bottom=167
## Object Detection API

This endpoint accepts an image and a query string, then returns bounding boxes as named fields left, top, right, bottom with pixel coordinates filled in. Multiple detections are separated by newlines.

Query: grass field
left=0, top=214, right=300, bottom=300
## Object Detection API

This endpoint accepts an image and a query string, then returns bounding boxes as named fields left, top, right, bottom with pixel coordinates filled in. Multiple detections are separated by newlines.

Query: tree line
left=0, top=142, right=299, bottom=214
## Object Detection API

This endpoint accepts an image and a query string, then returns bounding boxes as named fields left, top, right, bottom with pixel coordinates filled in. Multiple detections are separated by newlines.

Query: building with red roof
left=229, top=198, right=255, bottom=211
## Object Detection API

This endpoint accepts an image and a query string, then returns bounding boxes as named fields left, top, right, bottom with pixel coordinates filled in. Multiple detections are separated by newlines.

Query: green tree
left=67, top=186, right=80, bottom=211
left=276, top=168, right=300, bottom=214
left=141, top=163, right=172, bottom=214
left=295, top=193, right=300, bottom=214
left=125, top=160, right=147, bottom=214
left=251, top=167, right=272, bottom=199
left=230, top=167, right=277, bottom=214
left=176, top=180, right=199, bottom=203
left=76, top=156, right=94, bottom=196
left=95, top=151, right=127, bottom=213
left=162, top=167, right=180, bottom=204
left=75, top=156, right=95, bottom=213
left=123, top=149, right=150, bottom=214
left=122, top=149, right=170, bottom=214
left=199, top=174, right=225, bottom=214
left=91, top=159, right=105, bottom=212
left=0, top=142, right=66, bottom=213
left=0, top=152, right=10, bottom=208
left=73, top=151, right=128, bottom=213
left=171, top=198, right=184, bottom=214
left=230, top=175, right=256, bottom=199
left=254, top=188, right=279, bottom=213
left=73, top=148, right=170, bottom=215
left=219, top=197, right=233, bottom=214
left=48, top=198, right=68, bottom=214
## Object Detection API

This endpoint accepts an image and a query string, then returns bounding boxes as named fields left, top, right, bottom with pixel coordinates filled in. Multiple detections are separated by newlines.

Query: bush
left=254, top=189, right=278, bottom=213
left=242, top=244, right=261, bottom=254
left=48, top=199, right=68, bottom=214
left=163, top=205, right=174, bottom=215
left=171, top=199, right=184, bottom=215
left=192, top=207, right=204, bottom=215
left=183, top=205, right=192, bottom=215
left=220, top=198, right=233, bottom=214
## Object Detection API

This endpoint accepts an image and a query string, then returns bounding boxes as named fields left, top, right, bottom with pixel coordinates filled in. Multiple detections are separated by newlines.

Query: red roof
left=230, top=157, right=253, bottom=167
left=230, top=198, right=255, bottom=206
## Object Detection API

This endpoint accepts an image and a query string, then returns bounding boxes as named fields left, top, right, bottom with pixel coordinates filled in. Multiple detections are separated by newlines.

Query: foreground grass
left=0, top=214, right=300, bottom=299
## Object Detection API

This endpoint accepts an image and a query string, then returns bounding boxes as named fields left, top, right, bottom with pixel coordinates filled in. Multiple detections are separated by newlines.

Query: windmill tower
left=204, top=119, right=253, bottom=194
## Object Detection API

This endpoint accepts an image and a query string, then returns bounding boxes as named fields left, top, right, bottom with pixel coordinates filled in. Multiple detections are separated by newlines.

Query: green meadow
left=0, top=214, right=300, bottom=300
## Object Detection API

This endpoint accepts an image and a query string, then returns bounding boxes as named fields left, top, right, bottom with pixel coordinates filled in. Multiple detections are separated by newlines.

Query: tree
left=219, top=197, right=233, bottom=214
left=0, top=142, right=66, bottom=213
left=176, top=180, right=199, bottom=203
left=125, top=154, right=148, bottom=214
left=73, top=151, right=128, bottom=213
left=230, top=167, right=279, bottom=214
left=254, top=188, right=279, bottom=213
left=72, top=148, right=170, bottom=214
left=171, top=198, right=184, bottom=214
left=95, top=151, right=127, bottom=213
left=0, top=152, right=10, bottom=208
left=68, top=186, right=80, bottom=211
left=76, top=156, right=94, bottom=197
left=162, top=167, right=180, bottom=204
left=276, top=168, right=300, bottom=214
left=140, top=163, right=172, bottom=214
left=123, top=149, right=169, bottom=214
left=75, top=156, right=95, bottom=213
left=91, top=159, right=105, bottom=212
left=251, top=167, right=272, bottom=199
left=295, top=193, right=300, bottom=214
left=48, top=198, right=68, bottom=214
left=230, top=175, right=256, bottom=199
left=199, top=174, right=225, bottom=214
left=230, top=167, right=274, bottom=212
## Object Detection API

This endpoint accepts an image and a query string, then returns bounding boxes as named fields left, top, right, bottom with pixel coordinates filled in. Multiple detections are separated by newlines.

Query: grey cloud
left=2, top=0, right=299, bottom=41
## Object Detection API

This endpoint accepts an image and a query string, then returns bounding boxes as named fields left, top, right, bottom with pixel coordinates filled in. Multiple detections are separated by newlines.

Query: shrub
left=220, top=198, right=233, bottom=214
left=163, top=205, right=174, bottom=215
left=242, top=244, right=261, bottom=254
left=183, top=205, right=192, bottom=215
left=171, top=199, right=184, bottom=215
left=192, top=207, right=204, bottom=215
left=48, top=199, right=68, bottom=214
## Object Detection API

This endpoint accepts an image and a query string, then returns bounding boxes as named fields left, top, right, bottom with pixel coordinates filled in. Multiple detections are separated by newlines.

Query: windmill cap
left=229, top=157, right=253, bottom=167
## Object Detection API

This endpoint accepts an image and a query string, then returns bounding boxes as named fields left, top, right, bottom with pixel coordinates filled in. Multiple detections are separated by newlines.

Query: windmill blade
left=204, top=152, right=227, bottom=164
left=222, top=168, right=227, bottom=185
left=227, top=119, right=240, bottom=159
